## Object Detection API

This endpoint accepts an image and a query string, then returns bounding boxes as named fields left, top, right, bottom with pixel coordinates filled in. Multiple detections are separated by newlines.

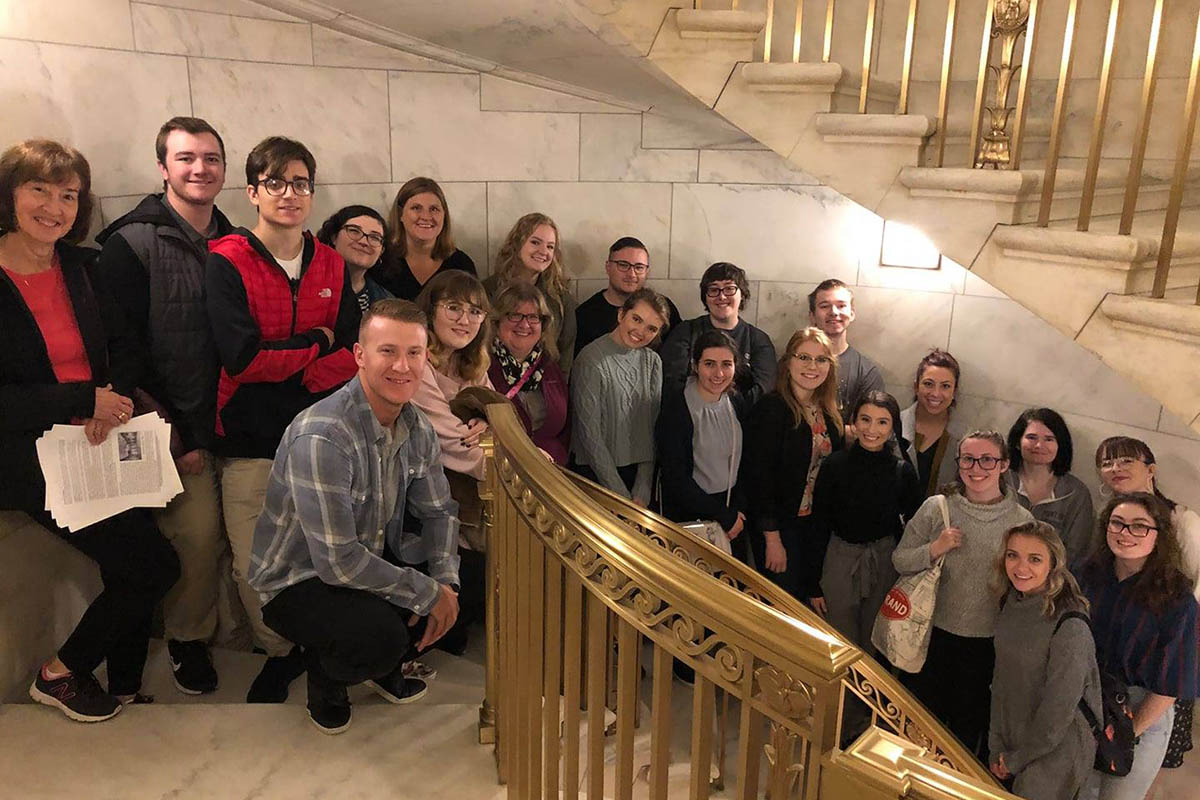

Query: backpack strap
left=1053, top=611, right=1103, bottom=735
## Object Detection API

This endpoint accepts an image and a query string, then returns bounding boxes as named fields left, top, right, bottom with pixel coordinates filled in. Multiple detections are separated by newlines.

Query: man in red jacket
left=205, top=136, right=359, bottom=702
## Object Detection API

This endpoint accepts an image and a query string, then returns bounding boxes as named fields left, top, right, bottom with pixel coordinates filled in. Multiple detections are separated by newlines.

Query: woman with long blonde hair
left=484, top=212, right=577, bottom=373
left=745, top=327, right=844, bottom=603
left=988, top=521, right=1101, bottom=800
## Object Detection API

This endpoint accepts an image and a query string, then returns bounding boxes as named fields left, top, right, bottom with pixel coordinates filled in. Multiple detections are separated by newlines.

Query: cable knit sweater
left=893, top=490, right=1034, bottom=637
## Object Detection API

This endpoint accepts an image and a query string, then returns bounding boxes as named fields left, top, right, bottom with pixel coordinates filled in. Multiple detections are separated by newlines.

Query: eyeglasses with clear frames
left=956, top=455, right=1002, bottom=470
left=438, top=301, right=486, bottom=322
left=1099, top=456, right=1145, bottom=472
left=705, top=284, right=739, bottom=298
left=256, top=177, right=313, bottom=197
left=340, top=224, right=384, bottom=247
left=1106, top=518, right=1158, bottom=538
left=504, top=312, right=545, bottom=326
left=608, top=259, right=648, bottom=274
left=790, top=353, right=832, bottom=366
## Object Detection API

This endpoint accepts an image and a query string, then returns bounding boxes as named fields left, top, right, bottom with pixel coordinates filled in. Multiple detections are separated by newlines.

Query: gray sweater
left=570, top=334, right=661, bottom=501
left=893, top=491, right=1034, bottom=637
left=1008, top=470, right=1097, bottom=568
left=989, top=591, right=1101, bottom=800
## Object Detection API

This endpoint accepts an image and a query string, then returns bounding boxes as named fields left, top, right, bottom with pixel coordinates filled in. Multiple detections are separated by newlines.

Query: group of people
left=1, top=117, right=1196, bottom=799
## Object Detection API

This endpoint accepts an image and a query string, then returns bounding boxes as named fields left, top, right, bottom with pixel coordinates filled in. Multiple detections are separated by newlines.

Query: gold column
left=1121, top=0, right=1165, bottom=234
left=822, top=0, right=836, bottom=63
left=1009, top=0, right=1039, bottom=169
left=791, top=0, right=803, bottom=62
left=975, top=1, right=1033, bottom=168
left=763, top=0, right=775, bottom=62
left=478, top=437, right=497, bottom=746
left=967, top=0, right=997, bottom=166
left=933, top=0, right=959, bottom=167
left=898, top=0, right=920, bottom=114
left=1038, top=0, right=1081, bottom=227
left=649, top=645, right=673, bottom=800
left=859, top=0, right=879, bottom=113
left=1155, top=7, right=1200, bottom=300
left=1078, top=0, right=1123, bottom=230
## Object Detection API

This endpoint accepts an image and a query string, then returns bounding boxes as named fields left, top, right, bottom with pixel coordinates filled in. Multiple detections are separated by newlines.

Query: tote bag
left=870, top=495, right=950, bottom=672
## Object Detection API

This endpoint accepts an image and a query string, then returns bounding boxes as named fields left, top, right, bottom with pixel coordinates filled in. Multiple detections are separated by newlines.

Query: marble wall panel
left=570, top=0, right=682, bottom=57
left=641, top=112, right=764, bottom=151
left=144, top=0, right=312, bottom=22
left=755, top=281, right=818, bottom=351
left=948, top=295, right=1163, bottom=430
left=480, top=75, right=631, bottom=113
left=579, top=114, right=698, bottom=182
left=130, top=3, right=312, bottom=64
left=311, top=26, right=469, bottom=71
left=697, top=150, right=819, bottom=185
left=389, top=72, right=579, bottom=182
left=668, top=183, right=873, bottom=282
left=189, top=59, right=391, bottom=185
left=962, top=268, right=1009, bottom=299
left=845, top=286, right=955, bottom=388
left=1157, top=408, right=1200, bottom=442
left=436, top=182, right=489, bottom=269
left=486, top=182, right=673, bottom=281
left=0, top=0, right=133, bottom=49
left=857, top=237, right=967, bottom=296
left=0, top=40, right=191, bottom=197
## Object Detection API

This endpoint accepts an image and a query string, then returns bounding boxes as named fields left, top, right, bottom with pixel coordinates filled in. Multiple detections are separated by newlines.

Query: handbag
left=1053, top=612, right=1136, bottom=777
left=680, top=400, right=739, bottom=556
left=870, top=494, right=950, bottom=672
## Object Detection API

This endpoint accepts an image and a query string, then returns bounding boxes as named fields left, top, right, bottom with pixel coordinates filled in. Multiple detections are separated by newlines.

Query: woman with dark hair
left=570, top=288, right=670, bottom=504
left=0, top=140, right=179, bottom=721
left=657, top=329, right=748, bottom=557
left=900, top=349, right=963, bottom=499
left=378, top=177, right=476, bottom=300
left=316, top=204, right=391, bottom=312
left=1080, top=493, right=1198, bottom=800
left=484, top=212, right=577, bottom=374
left=744, top=327, right=844, bottom=602
left=1093, top=436, right=1200, bottom=775
left=810, top=390, right=922, bottom=649
left=988, top=521, right=1100, bottom=800
left=1006, top=408, right=1095, bottom=566
left=892, top=430, right=1034, bottom=756
left=486, top=283, right=569, bottom=465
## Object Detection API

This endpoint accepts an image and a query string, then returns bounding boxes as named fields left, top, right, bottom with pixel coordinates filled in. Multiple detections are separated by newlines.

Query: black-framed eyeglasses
left=1099, top=456, right=1145, bottom=472
left=341, top=224, right=384, bottom=247
left=503, top=312, right=545, bottom=326
left=790, top=353, right=832, bottom=366
left=256, top=177, right=313, bottom=197
left=1106, top=518, right=1158, bottom=538
left=439, top=301, right=486, bottom=322
left=705, top=285, right=739, bottom=298
left=956, top=455, right=1002, bottom=470
left=608, top=259, right=648, bottom=274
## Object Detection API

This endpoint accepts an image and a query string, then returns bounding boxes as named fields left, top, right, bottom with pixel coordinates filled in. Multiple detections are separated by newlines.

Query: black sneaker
left=168, top=639, right=218, bottom=695
left=306, top=671, right=351, bottom=735
left=364, top=667, right=428, bottom=705
left=29, top=668, right=122, bottom=723
left=246, top=646, right=305, bottom=703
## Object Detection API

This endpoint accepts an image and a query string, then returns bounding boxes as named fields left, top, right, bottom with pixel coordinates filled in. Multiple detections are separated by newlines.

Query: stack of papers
left=35, top=413, right=183, bottom=532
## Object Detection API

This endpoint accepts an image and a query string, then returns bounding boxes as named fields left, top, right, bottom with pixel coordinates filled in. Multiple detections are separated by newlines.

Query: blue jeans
left=1083, top=686, right=1176, bottom=800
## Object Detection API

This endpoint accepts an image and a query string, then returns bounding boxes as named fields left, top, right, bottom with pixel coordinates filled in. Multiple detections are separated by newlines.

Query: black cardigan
left=744, top=391, right=844, bottom=532
left=0, top=242, right=143, bottom=510
left=656, top=387, right=747, bottom=531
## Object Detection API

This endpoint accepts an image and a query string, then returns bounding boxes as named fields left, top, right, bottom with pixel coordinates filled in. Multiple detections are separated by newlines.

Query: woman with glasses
left=1080, top=493, right=1198, bottom=800
left=570, top=288, right=671, bottom=504
left=316, top=205, right=392, bottom=312
left=744, top=328, right=844, bottom=602
left=892, top=430, right=1033, bottom=757
left=378, top=177, right=475, bottom=301
left=485, top=213, right=577, bottom=374
left=1093, top=436, right=1200, bottom=777
left=486, top=283, right=569, bottom=465
left=900, top=349, right=963, bottom=500
left=1005, top=408, right=1095, bottom=567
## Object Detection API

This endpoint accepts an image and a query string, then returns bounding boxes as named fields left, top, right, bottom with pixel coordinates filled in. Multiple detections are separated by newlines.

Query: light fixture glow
left=880, top=220, right=941, bottom=270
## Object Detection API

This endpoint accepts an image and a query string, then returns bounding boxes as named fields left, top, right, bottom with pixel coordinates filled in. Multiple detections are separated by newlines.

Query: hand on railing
left=810, top=596, right=828, bottom=616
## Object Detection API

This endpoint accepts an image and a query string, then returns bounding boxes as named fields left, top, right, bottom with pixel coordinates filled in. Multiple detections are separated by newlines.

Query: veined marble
left=640, top=111, right=764, bottom=151
left=389, top=72, right=579, bottom=182
left=190, top=59, right=391, bottom=185
left=839, top=285, right=955, bottom=388
left=146, top=0, right=312, bottom=22
left=480, top=74, right=632, bottom=113
left=486, top=182, right=672, bottom=280
left=0, top=0, right=133, bottom=49
left=312, top=26, right=470, bottom=72
left=580, top=114, right=698, bottom=182
left=131, top=3, right=313, bottom=64
left=697, top=150, right=819, bottom=186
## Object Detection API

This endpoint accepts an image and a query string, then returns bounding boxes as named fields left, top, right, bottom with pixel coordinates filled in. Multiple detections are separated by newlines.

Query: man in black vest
left=97, top=116, right=234, bottom=696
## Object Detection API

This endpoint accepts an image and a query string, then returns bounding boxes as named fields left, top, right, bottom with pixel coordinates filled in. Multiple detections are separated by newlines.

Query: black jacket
left=96, top=194, right=233, bottom=454
left=660, top=316, right=777, bottom=411
left=0, top=243, right=143, bottom=510
left=656, top=387, right=747, bottom=532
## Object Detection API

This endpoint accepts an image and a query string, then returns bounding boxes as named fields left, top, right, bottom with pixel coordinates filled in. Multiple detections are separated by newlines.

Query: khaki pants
left=217, top=456, right=293, bottom=657
left=154, top=453, right=223, bottom=643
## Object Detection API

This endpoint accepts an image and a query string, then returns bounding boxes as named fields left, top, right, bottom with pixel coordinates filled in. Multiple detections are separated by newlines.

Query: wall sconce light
left=880, top=220, right=942, bottom=270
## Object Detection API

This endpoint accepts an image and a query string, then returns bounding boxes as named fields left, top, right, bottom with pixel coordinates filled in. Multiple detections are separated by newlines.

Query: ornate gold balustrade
left=478, top=403, right=1016, bottom=800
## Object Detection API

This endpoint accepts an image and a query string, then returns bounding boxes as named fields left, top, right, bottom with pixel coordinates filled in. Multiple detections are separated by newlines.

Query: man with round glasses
left=205, top=136, right=360, bottom=704
left=573, top=236, right=680, bottom=357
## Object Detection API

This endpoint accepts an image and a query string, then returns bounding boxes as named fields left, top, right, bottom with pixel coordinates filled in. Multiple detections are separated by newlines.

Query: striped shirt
left=248, top=376, right=460, bottom=615
left=1082, top=564, right=1198, bottom=700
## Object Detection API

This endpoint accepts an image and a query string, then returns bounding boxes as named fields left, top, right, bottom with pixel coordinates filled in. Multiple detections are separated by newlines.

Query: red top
left=3, top=262, right=92, bottom=384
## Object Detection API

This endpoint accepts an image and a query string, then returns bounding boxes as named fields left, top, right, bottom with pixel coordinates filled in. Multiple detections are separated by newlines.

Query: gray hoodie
left=1008, top=470, right=1097, bottom=568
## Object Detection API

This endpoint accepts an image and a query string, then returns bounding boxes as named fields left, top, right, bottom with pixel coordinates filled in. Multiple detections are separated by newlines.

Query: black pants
left=28, top=507, right=180, bottom=695
left=749, top=519, right=814, bottom=601
left=262, top=577, right=426, bottom=686
left=901, top=626, right=995, bottom=758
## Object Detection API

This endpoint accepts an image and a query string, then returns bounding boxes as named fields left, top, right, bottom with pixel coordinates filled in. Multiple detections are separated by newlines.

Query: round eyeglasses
left=340, top=224, right=384, bottom=247
left=439, top=301, right=486, bottom=322
left=256, top=177, right=313, bottom=197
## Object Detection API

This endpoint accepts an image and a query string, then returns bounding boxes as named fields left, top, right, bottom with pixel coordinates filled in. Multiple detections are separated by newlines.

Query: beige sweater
left=410, top=362, right=493, bottom=480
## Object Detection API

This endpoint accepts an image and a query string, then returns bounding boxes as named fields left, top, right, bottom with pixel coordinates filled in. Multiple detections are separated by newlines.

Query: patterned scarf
left=492, top=338, right=545, bottom=394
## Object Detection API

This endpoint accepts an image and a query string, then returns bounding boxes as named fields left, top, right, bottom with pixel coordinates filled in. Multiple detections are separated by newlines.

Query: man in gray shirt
left=808, top=279, right=884, bottom=421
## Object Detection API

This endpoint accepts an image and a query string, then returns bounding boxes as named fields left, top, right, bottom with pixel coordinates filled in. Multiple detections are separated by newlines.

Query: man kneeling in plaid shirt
left=248, top=298, right=461, bottom=734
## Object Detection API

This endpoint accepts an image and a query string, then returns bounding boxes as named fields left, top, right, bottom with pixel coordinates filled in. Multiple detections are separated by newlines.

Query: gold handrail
left=859, top=0, right=879, bottom=113
left=1037, top=0, right=1080, bottom=227
left=823, top=0, right=836, bottom=63
left=967, top=0, right=997, bottom=167
left=933, top=0, right=958, bottom=167
left=1008, top=0, right=1038, bottom=170
left=1078, top=0, right=1123, bottom=231
left=1121, top=0, right=1165, bottom=235
left=897, top=0, right=920, bottom=114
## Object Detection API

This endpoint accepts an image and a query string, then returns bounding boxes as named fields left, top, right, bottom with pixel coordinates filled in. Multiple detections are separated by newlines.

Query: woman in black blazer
left=0, top=140, right=178, bottom=722
left=744, top=327, right=845, bottom=604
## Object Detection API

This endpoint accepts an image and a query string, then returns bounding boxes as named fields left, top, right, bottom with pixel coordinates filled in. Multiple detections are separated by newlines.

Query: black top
left=574, top=289, right=682, bottom=357
left=656, top=387, right=747, bottom=531
left=0, top=243, right=143, bottom=510
left=660, top=316, right=778, bottom=411
left=374, top=249, right=476, bottom=301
